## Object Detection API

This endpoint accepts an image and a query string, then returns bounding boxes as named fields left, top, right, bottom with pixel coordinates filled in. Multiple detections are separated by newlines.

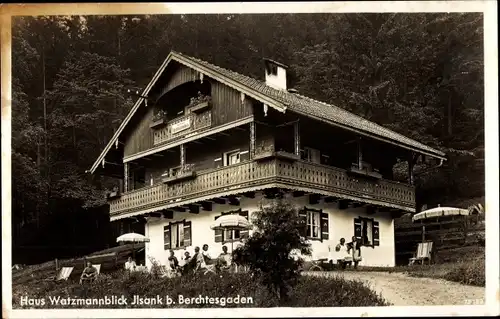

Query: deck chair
left=159, top=265, right=180, bottom=278
left=93, top=264, right=101, bottom=275
left=45, top=266, right=74, bottom=281
left=409, top=242, right=433, bottom=265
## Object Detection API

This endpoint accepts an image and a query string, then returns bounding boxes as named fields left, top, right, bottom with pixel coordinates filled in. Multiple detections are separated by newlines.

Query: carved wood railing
left=109, top=159, right=415, bottom=216
left=152, top=111, right=212, bottom=145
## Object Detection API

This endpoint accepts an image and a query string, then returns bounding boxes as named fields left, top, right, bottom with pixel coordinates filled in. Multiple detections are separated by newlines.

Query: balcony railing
left=109, top=158, right=415, bottom=216
left=152, top=111, right=212, bottom=145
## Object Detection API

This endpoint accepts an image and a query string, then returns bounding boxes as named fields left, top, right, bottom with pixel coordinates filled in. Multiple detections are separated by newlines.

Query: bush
left=232, top=199, right=311, bottom=305
left=443, top=258, right=485, bottom=287
left=12, top=270, right=389, bottom=308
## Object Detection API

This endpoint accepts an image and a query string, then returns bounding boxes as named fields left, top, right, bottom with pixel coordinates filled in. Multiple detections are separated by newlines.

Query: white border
left=1, top=1, right=498, bottom=318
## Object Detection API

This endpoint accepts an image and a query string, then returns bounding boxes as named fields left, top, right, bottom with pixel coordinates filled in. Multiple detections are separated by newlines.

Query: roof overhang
left=288, top=109, right=447, bottom=161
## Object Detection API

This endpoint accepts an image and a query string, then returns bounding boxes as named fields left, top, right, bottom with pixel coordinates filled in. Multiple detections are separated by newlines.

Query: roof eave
left=288, top=109, right=446, bottom=160
left=88, top=52, right=177, bottom=174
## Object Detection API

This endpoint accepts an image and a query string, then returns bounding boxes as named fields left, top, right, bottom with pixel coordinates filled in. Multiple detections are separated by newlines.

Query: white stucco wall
left=144, top=193, right=395, bottom=269
left=265, top=66, right=287, bottom=91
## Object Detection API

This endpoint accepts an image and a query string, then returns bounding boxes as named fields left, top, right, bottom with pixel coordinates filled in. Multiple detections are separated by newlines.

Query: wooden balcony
left=108, top=159, right=416, bottom=217
left=152, top=110, right=212, bottom=145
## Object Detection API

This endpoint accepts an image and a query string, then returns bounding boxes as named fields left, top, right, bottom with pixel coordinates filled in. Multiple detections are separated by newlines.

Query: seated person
left=334, top=238, right=353, bottom=269
left=124, top=257, right=137, bottom=271
left=167, top=250, right=180, bottom=274
left=193, top=246, right=206, bottom=272
left=216, top=245, right=232, bottom=271
left=80, top=262, right=98, bottom=285
left=181, top=251, right=196, bottom=275
left=202, top=244, right=215, bottom=265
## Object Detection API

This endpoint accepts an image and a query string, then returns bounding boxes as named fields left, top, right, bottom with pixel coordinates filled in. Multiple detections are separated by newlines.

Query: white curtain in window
left=171, top=224, right=178, bottom=248
left=366, top=219, right=373, bottom=244
left=306, top=212, right=312, bottom=237
left=312, top=212, right=320, bottom=238
left=179, top=223, right=184, bottom=247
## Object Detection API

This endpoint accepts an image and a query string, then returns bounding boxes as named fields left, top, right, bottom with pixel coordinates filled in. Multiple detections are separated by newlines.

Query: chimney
left=264, top=58, right=288, bottom=90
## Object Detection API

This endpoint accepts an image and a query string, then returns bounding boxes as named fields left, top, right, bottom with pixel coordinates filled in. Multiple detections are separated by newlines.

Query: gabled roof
left=89, top=51, right=445, bottom=174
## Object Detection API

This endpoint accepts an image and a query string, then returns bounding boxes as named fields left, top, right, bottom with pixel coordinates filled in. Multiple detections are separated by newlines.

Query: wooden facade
left=109, top=157, right=415, bottom=216
left=98, top=60, right=436, bottom=221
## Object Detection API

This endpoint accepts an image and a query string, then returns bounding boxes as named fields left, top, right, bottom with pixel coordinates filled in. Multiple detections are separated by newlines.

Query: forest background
left=10, top=13, right=484, bottom=264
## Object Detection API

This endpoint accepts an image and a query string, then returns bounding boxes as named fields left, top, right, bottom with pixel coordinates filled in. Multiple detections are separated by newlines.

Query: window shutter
left=163, top=224, right=171, bottom=250
left=298, top=208, right=307, bottom=237
left=239, top=210, right=250, bottom=239
left=373, top=221, right=380, bottom=246
left=320, top=210, right=329, bottom=241
left=354, top=218, right=362, bottom=240
left=183, top=221, right=192, bottom=247
left=214, top=215, right=223, bottom=243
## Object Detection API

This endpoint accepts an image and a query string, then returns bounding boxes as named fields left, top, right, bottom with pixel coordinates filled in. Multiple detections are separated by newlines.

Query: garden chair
left=309, top=258, right=328, bottom=271
left=202, top=264, right=216, bottom=275
left=159, top=265, right=180, bottom=278
left=409, top=241, right=433, bottom=265
left=46, top=266, right=74, bottom=281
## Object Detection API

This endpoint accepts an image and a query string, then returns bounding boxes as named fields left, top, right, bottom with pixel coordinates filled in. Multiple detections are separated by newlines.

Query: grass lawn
left=12, top=270, right=390, bottom=308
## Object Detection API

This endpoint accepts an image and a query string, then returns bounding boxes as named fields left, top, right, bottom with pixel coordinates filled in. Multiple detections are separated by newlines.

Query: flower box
left=107, top=190, right=121, bottom=199
left=274, top=151, right=300, bottom=162
left=189, top=100, right=211, bottom=114
left=150, top=118, right=167, bottom=129
left=162, top=165, right=197, bottom=184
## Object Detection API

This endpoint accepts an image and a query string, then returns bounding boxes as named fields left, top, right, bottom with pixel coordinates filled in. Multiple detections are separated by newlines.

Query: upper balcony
left=151, top=94, right=213, bottom=146
left=109, top=155, right=415, bottom=218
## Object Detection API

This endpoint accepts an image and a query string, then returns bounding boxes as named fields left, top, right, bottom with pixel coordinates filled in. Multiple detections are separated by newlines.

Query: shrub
left=12, top=270, right=389, bottom=308
left=444, top=257, right=485, bottom=286
left=233, top=199, right=311, bottom=305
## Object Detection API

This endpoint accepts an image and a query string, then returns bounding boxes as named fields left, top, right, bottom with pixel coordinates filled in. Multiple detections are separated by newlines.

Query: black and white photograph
left=1, top=2, right=498, bottom=318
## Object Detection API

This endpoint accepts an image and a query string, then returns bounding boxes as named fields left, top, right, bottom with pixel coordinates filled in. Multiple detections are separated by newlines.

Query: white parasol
left=412, top=207, right=470, bottom=222
left=116, top=233, right=150, bottom=260
left=210, top=214, right=252, bottom=253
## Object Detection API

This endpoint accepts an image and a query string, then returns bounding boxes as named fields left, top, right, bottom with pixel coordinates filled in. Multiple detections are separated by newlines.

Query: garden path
left=304, top=271, right=485, bottom=306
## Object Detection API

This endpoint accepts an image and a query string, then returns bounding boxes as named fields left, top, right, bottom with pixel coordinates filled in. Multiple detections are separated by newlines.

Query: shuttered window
left=354, top=217, right=380, bottom=247
left=300, top=207, right=329, bottom=241
left=214, top=209, right=250, bottom=243
left=164, top=220, right=192, bottom=250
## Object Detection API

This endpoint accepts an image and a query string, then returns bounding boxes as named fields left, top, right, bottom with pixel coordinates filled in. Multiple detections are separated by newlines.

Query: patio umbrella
left=210, top=214, right=252, bottom=253
left=116, top=233, right=150, bottom=261
left=412, top=207, right=469, bottom=243
left=412, top=207, right=469, bottom=222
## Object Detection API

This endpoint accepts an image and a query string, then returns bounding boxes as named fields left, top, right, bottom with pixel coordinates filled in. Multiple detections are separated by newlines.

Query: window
left=164, top=220, right=192, bottom=250
left=354, top=217, right=380, bottom=247
left=266, top=64, right=278, bottom=76
left=224, top=229, right=241, bottom=241
left=214, top=210, right=249, bottom=243
left=306, top=210, right=321, bottom=239
left=301, top=147, right=321, bottom=164
left=299, top=207, right=329, bottom=241
left=224, top=150, right=240, bottom=166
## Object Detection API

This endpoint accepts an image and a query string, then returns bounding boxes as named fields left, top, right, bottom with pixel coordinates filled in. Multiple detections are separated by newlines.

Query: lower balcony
left=109, top=158, right=416, bottom=218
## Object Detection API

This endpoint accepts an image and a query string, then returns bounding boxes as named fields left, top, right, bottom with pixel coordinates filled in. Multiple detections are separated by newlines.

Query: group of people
left=331, top=236, right=362, bottom=269
left=166, top=244, right=233, bottom=276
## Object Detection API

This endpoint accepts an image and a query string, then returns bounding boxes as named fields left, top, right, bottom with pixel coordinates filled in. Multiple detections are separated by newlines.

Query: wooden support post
left=124, top=163, right=129, bottom=192
left=249, top=121, right=256, bottom=159
left=180, top=144, right=186, bottom=167
left=294, top=121, right=300, bottom=156
left=408, top=152, right=415, bottom=185
left=422, top=224, right=426, bottom=242
left=55, top=258, right=59, bottom=272
left=357, top=138, right=363, bottom=169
